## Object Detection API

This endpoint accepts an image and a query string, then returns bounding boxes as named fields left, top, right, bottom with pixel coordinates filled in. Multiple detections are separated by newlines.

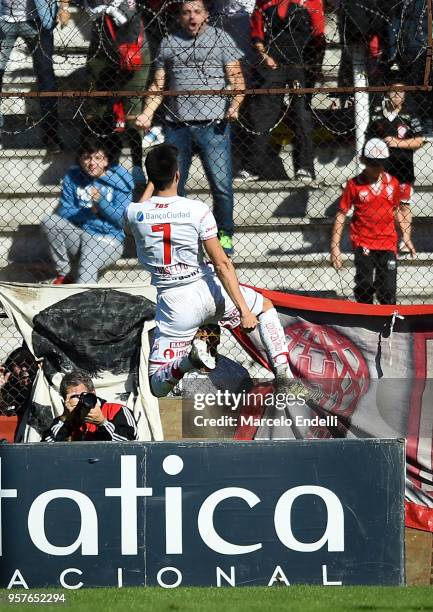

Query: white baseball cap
left=363, top=138, right=390, bottom=161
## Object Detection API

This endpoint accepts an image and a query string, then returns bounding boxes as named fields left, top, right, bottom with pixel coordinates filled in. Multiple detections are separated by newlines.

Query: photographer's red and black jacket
left=250, top=0, right=325, bottom=65
left=43, top=401, right=138, bottom=442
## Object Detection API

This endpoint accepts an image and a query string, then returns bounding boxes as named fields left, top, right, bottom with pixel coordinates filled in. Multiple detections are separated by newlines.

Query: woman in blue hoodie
left=41, top=137, right=134, bottom=283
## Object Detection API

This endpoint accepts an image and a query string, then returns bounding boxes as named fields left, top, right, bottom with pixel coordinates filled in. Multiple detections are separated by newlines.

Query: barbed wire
left=0, top=0, right=430, bottom=139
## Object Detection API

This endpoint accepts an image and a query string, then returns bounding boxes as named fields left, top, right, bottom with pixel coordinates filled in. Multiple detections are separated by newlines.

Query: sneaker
left=274, top=368, right=323, bottom=404
left=43, top=135, right=64, bottom=155
left=233, top=169, right=259, bottom=182
left=52, top=275, right=66, bottom=285
left=52, top=272, right=74, bottom=285
left=399, top=239, right=410, bottom=254
left=189, top=338, right=216, bottom=371
left=218, top=231, right=234, bottom=255
left=295, top=169, right=314, bottom=185
left=142, top=126, right=165, bottom=147
left=256, top=169, right=290, bottom=181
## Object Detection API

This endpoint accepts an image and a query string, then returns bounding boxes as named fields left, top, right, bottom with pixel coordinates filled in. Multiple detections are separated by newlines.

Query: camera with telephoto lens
left=76, top=392, right=98, bottom=416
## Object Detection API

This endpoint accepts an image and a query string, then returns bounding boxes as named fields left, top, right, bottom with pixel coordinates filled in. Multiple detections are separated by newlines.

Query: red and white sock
left=258, top=308, right=293, bottom=377
left=150, top=353, right=195, bottom=398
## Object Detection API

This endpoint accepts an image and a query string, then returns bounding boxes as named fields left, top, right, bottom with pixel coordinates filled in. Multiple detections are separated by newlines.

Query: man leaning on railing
left=136, top=0, right=245, bottom=256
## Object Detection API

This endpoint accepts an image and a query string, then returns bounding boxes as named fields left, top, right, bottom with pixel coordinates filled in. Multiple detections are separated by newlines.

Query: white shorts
left=149, top=275, right=264, bottom=375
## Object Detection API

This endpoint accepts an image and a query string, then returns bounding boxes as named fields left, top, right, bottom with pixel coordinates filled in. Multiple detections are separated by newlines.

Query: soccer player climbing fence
left=0, top=0, right=431, bottom=376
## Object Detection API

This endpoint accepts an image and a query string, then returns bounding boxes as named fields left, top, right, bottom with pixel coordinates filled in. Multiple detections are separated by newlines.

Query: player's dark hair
left=60, top=371, right=95, bottom=399
left=145, top=144, right=179, bottom=190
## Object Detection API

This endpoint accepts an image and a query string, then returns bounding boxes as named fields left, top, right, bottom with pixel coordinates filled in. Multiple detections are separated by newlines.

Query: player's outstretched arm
left=203, top=237, right=258, bottom=333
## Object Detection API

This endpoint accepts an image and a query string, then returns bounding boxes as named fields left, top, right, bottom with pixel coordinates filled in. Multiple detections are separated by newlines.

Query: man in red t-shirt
left=330, top=138, right=416, bottom=305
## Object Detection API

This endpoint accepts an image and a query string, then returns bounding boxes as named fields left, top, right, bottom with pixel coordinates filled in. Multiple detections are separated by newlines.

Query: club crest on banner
left=284, top=322, right=370, bottom=417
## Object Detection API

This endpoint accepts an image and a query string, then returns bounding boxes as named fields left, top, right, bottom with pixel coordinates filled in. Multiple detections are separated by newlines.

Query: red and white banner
left=0, top=282, right=162, bottom=442
left=1, top=281, right=432, bottom=531
left=233, top=288, right=433, bottom=533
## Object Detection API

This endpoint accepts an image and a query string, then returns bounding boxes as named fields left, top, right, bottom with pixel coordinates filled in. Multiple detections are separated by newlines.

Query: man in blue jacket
left=0, top=0, right=68, bottom=152
left=41, top=136, right=134, bottom=283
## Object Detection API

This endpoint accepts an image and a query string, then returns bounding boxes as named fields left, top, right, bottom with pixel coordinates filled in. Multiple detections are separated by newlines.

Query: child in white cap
left=330, top=138, right=416, bottom=304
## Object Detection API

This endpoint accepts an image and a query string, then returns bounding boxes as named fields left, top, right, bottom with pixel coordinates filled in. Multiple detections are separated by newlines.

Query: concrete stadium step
left=2, top=79, right=342, bottom=117
left=97, top=254, right=433, bottom=305
left=0, top=195, right=334, bottom=230
left=0, top=9, right=344, bottom=120
left=3, top=53, right=88, bottom=84
left=230, top=221, right=432, bottom=256
left=232, top=250, right=433, bottom=268
left=3, top=257, right=430, bottom=304
left=0, top=223, right=427, bottom=270
left=0, top=244, right=430, bottom=304
left=1, top=12, right=341, bottom=79
left=1, top=184, right=433, bottom=237
left=2, top=85, right=342, bottom=118
left=2, top=9, right=92, bottom=61
left=232, top=256, right=433, bottom=303
left=192, top=142, right=433, bottom=190
left=0, top=96, right=83, bottom=120
left=0, top=143, right=432, bottom=194
left=203, top=185, right=433, bottom=224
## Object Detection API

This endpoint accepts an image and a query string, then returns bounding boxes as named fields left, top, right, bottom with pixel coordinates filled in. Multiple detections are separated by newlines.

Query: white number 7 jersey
left=124, top=195, right=218, bottom=288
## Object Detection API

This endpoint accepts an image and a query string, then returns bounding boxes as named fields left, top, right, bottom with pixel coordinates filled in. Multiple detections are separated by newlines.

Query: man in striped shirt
left=43, top=371, right=137, bottom=442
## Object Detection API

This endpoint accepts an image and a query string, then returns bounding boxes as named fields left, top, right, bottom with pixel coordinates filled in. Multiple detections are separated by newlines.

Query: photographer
left=0, top=346, right=40, bottom=442
left=43, top=371, right=137, bottom=442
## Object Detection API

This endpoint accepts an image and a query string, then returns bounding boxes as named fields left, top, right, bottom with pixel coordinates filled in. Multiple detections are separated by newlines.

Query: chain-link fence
left=0, top=0, right=432, bottom=427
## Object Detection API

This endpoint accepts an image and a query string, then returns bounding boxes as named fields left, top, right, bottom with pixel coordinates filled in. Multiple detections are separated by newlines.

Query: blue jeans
left=0, top=21, right=58, bottom=138
left=163, top=121, right=234, bottom=236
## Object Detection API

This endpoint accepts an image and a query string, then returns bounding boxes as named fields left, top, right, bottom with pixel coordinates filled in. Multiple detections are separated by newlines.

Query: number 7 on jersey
left=151, top=223, right=172, bottom=265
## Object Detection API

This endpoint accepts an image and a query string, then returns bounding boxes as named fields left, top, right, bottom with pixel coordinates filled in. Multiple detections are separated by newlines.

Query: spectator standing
left=84, top=0, right=151, bottom=183
left=211, top=0, right=256, bottom=182
left=212, top=0, right=256, bottom=67
left=43, top=371, right=137, bottom=441
left=330, top=138, right=416, bottom=305
left=337, top=0, right=394, bottom=89
left=0, top=0, right=68, bottom=152
left=390, top=0, right=432, bottom=136
left=41, top=136, right=134, bottom=284
left=136, top=0, right=245, bottom=255
left=366, top=82, right=424, bottom=252
left=243, top=0, right=325, bottom=182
